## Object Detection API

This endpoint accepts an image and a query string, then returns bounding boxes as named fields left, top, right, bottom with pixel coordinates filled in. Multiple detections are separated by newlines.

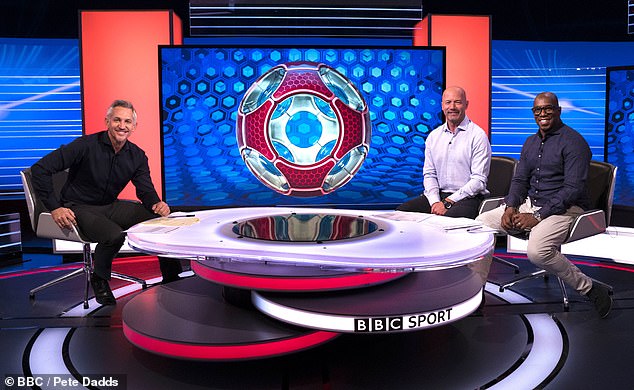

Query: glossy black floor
left=1, top=240, right=634, bottom=390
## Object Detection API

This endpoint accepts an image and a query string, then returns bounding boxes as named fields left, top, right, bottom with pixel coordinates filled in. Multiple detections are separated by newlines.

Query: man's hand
left=431, top=201, right=447, bottom=215
left=152, top=201, right=170, bottom=217
left=501, top=206, right=517, bottom=230
left=511, top=212, right=540, bottom=231
left=51, top=207, right=76, bottom=229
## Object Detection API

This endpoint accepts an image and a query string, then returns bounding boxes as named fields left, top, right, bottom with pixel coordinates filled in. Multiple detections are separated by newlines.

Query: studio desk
left=123, top=207, right=494, bottom=361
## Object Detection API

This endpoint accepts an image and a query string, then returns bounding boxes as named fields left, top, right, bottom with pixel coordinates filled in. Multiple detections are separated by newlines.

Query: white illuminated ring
left=252, top=288, right=483, bottom=332
left=483, top=282, right=565, bottom=389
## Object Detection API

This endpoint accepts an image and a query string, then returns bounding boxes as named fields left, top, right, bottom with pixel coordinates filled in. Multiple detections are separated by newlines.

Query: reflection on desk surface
left=232, top=213, right=379, bottom=242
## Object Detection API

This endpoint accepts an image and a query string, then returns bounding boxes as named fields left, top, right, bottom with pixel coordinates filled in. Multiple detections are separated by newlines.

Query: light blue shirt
left=423, top=115, right=491, bottom=204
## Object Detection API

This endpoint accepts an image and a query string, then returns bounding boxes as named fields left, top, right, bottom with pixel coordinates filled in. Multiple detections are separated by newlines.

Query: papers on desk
left=125, top=213, right=200, bottom=234
left=372, top=211, right=494, bottom=233
left=420, top=215, right=481, bottom=231
left=372, top=211, right=431, bottom=222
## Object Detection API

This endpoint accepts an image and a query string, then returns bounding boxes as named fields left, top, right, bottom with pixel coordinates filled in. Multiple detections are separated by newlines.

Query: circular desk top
left=127, top=207, right=494, bottom=273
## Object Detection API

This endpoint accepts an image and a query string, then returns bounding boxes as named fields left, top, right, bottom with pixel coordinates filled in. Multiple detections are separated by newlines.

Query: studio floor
left=1, top=242, right=634, bottom=390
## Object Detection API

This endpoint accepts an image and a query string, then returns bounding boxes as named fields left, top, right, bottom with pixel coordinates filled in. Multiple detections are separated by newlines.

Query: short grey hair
left=106, top=100, right=137, bottom=125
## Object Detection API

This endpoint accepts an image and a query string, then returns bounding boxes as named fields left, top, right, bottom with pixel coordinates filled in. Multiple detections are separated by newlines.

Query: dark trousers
left=396, top=192, right=483, bottom=219
left=70, top=200, right=183, bottom=280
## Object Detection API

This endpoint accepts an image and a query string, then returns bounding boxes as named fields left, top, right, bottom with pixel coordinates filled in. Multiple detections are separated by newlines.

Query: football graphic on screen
left=236, top=62, right=371, bottom=197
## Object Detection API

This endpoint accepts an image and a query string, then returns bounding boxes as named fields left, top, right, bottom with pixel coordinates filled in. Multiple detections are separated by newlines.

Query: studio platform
left=1, top=249, right=634, bottom=389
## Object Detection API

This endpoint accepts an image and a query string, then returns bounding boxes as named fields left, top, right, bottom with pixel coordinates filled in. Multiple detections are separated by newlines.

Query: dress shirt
left=31, top=131, right=161, bottom=211
left=423, top=116, right=491, bottom=204
left=504, top=123, right=591, bottom=219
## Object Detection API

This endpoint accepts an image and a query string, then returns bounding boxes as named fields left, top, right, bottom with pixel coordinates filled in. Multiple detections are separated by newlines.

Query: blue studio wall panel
left=491, top=40, right=634, bottom=207
left=606, top=67, right=634, bottom=207
left=0, top=38, right=81, bottom=200
left=2, top=37, right=634, bottom=208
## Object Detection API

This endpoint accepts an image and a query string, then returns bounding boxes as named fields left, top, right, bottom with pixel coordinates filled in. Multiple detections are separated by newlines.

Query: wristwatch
left=533, top=211, right=542, bottom=222
left=442, top=199, right=453, bottom=209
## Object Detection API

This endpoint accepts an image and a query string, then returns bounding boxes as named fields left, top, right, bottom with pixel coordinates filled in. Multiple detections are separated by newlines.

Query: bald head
left=443, top=86, right=467, bottom=101
left=442, top=86, right=469, bottom=130
left=532, top=91, right=562, bottom=135
left=534, top=92, right=559, bottom=107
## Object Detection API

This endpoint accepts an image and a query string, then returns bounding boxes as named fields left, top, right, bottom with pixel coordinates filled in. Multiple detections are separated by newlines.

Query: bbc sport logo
left=354, top=308, right=454, bottom=332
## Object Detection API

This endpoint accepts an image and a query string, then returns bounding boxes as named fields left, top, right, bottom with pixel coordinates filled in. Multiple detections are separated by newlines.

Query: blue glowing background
left=606, top=67, right=634, bottom=206
left=491, top=41, right=634, bottom=208
left=0, top=38, right=81, bottom=201
left=160, top=46, right=445, bottom=208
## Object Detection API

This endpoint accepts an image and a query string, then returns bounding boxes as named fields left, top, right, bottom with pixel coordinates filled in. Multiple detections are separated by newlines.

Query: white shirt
left=422, top=115, right=491, bottom=204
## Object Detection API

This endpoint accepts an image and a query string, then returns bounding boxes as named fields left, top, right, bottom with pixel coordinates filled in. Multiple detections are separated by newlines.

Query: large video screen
left=160, top=46, right=445, bottom=209
left=606, top=66, right=634, bottom=207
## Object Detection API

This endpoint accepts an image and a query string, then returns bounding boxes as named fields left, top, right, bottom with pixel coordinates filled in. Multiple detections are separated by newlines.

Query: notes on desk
left=372, top=211, right=493, bottom=233
left=142, top=216, right=200, bottom=227
left=373, top=211, right=431, bottom=222
left=420, top=215, right=482, bottom=232
left=126, top=214, right=200, bottom=234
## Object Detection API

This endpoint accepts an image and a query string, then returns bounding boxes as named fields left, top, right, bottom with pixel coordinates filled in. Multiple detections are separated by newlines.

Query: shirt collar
left=99, top=130, right=130, bottom=153
left=537, top=122, right=565, bottom=140
left=442, top=115, right=471, bottom=133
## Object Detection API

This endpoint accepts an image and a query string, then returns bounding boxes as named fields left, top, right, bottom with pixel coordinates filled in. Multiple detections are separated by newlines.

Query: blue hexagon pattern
left=160, top=46, right=444, bottom=207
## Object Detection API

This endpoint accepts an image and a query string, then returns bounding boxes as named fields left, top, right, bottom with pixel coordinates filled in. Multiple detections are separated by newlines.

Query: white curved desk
left=126, top=207, right=494, bottom=272
left=123, top=207, right=495, bottom=360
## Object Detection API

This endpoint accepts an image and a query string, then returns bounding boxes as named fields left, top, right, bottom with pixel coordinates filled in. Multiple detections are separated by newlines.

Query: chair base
left=29, top=266, right=91, bottom=308
left=499, top=269, right=614, bottom=312
left=29, top=249, right=148, bottom=309
left=499, top=269, right=570, bottom=311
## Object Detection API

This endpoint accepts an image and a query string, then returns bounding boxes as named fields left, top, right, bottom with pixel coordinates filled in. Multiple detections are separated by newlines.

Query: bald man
left=397, top=86, right=492, bottom=219
left=476, top=91, right=612, bottom=318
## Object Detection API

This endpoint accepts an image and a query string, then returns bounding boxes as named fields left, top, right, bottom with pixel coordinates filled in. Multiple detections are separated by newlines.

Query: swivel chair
left=21, top=168, right=147, bottom=309
left=498, top=161, right=616, bottom=310
left=479, top=156, right=521, bottom=273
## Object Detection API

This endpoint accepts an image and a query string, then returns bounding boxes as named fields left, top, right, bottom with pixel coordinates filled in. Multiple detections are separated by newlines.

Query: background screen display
left=160, top=46, right=445, bottom=209
left=606, top=66, right=634, bottom=207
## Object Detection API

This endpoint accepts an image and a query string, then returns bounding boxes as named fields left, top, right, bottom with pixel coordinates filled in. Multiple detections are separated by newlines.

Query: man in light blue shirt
left=397, top=86, right=491, bottom=219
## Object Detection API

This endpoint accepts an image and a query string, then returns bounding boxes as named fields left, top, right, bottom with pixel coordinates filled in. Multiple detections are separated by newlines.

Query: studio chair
left=479, top=156, right=521, bottom=273
left=21, top=168, right=147, bottom=309
left=498, top=161, right=616, bottom=310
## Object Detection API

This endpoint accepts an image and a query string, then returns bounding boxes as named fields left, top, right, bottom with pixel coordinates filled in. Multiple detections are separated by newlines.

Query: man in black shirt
left=477, top=92, right=612, bottom=318
left=31, top=100, right=182, bottom=305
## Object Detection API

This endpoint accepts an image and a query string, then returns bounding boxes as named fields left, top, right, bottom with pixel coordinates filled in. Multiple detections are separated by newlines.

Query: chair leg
left=493, top=256, right=520, bottom=273
left=83, top=243, right=92, bottom=309
left=111, top=272, right=147, bottom=289
left=499, top=269, right=547, bottom=292
left=29, top=268, right=86, bottom=298
left=556, top=276, right=569, bottom=311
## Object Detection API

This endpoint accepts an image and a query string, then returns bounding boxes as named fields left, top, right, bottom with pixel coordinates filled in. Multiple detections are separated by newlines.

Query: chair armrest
left=565, top=209, right=607, bottom=243
left=479, top=196, right=505, bottom=215
left=36, top=212, right=87, bottom=243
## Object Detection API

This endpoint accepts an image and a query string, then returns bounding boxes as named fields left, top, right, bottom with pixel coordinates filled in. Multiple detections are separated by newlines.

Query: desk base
left=253, top=265, right=485, bottom=333
left=122, top=277, right=338, bottom=361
